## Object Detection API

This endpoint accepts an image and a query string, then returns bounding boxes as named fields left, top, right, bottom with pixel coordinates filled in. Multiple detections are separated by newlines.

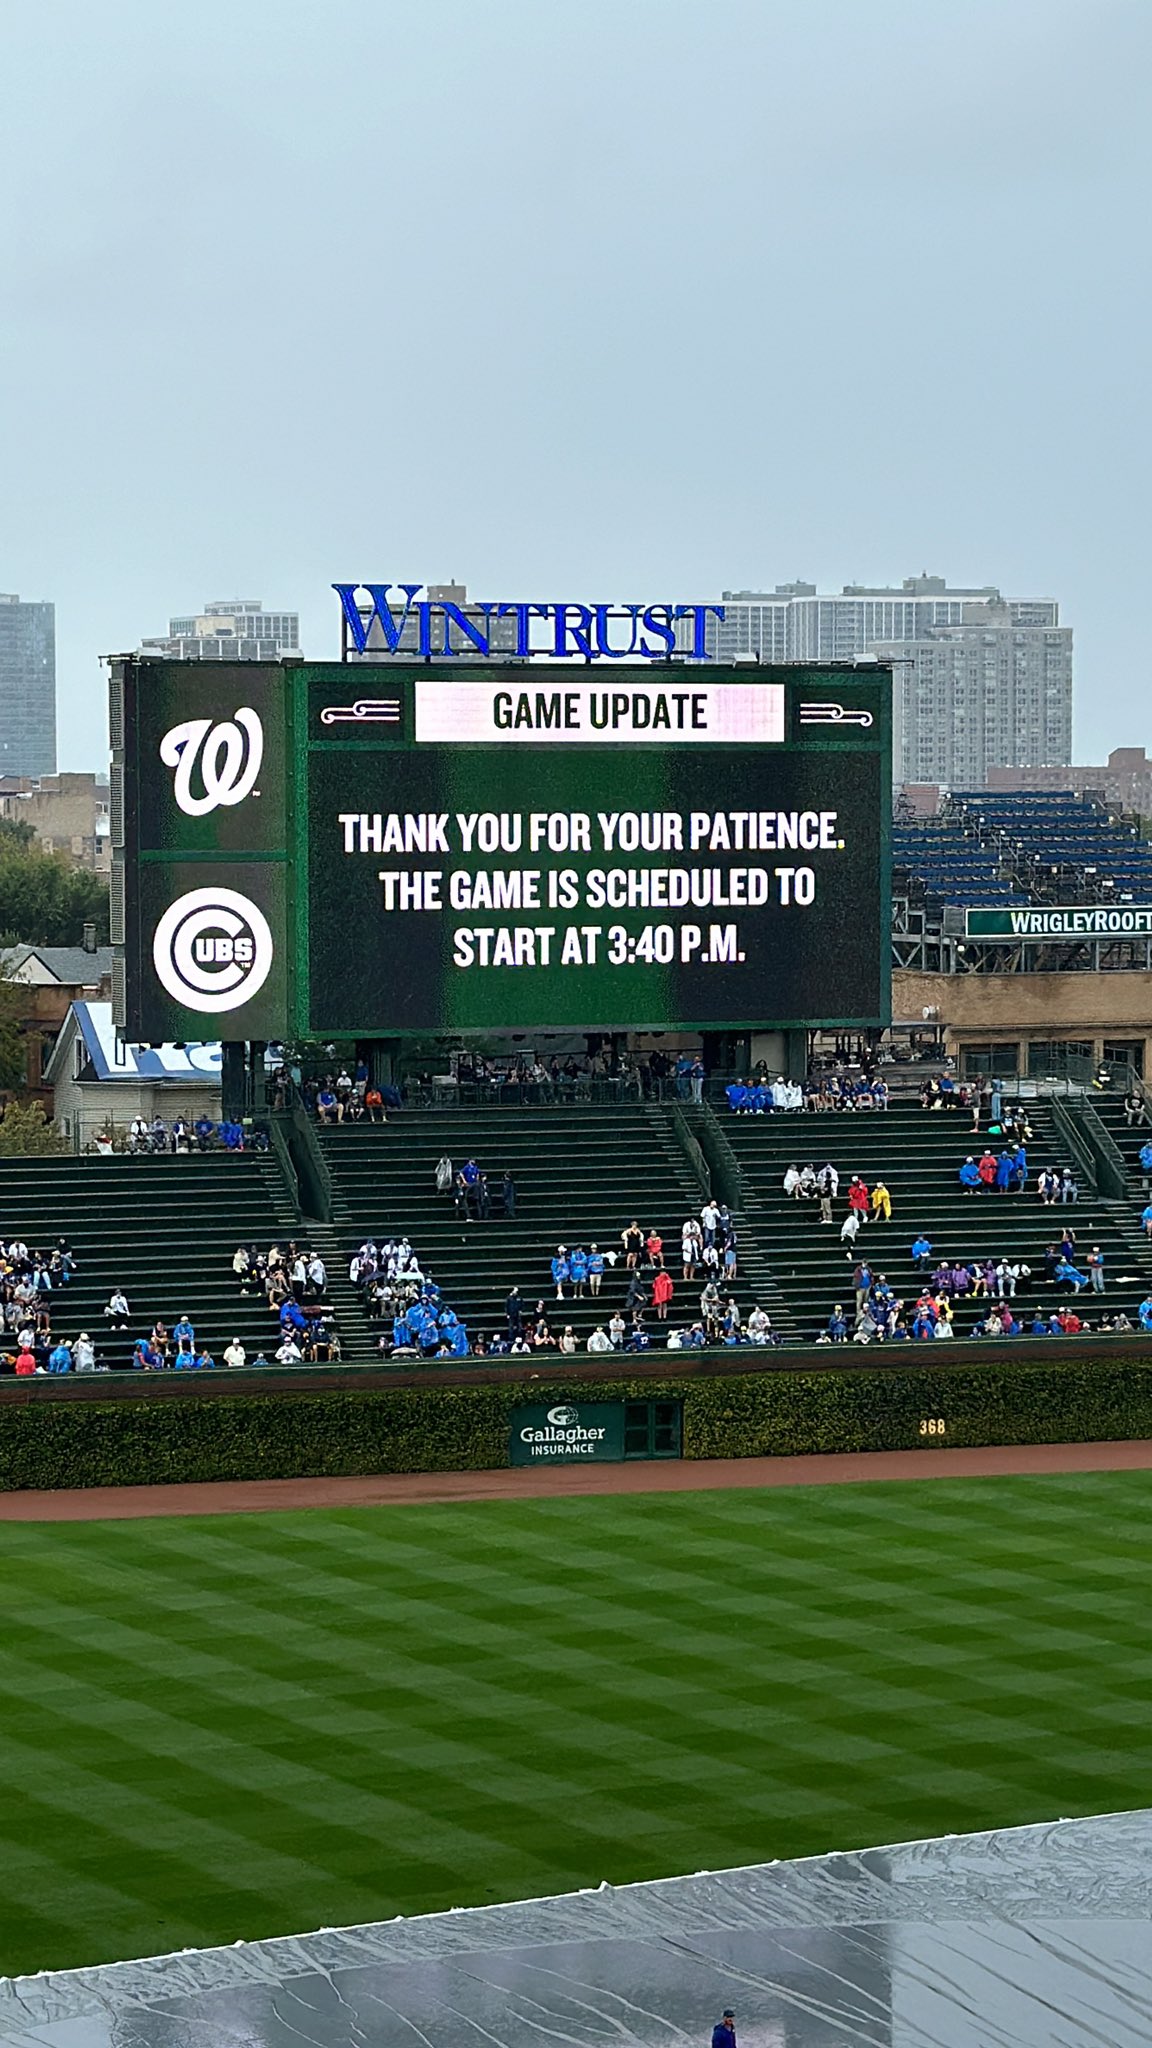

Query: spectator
left=996, top=1259, right=1021, bottom=1299
left=783, top=1163, right=801, bottom=1199
left=223, top=1337, right=247, bottom=1369
left=1086, top=1247, right=1106, bottom=1294
left=47, top=1338, right=71, bottom=1373
left=551, top=1246, right=570, bottom=1299
left=588, top=1245, right=605, bottom=1296
left=958, top=1157, right=981, bottom=1191
left=569, top=1246, right=588, bottom=1296
left=73, top=1332, right=97, bottom=1373
left=558, top=1326, right=577, bottom=1355
left=1140, top=1141, right=1152, bottom=1174
left=104, top=1287, right=130, bottom=1330
left=646, top=1228, right=664, bottom=1269
left=587, top=1325, right=611, bottom=1352
left=826, top=1305, right=848, bottom=1341
left=608, top=1310, right=626, bottom=1348
left=995, top=1148, right=1015, bottom=1193
left=911, top=1232, right=933, bottom=1268
left=275, top=1334, right=304, bottom=1364
left=871, top=1179, right=892, bottom=1221
left=172, top=1313, right=196, bottom=1353
left=625, top=1268, right=648, bottom=1314
left=435, top=1153, right=453, bottom=1194
left=1140, top=1296, right=1152, bottom=1331
left=15, top=1345, right=37, bottom=1375
left=506, top=1287, right=523, bottom=1334
left=1125, top=1090, right=1145, bottom=1127
left=502, top=1171, right=517, bottom=1217
left=817, top=1163, right=838, bottom=1224
left=1059, top=1168, right=1078, bottom=1204
left=652, top=1269, right=674, bottom=1321
left=848, top=1176, right=870, bottom=1219
left=1142, top=1201, right=1152, bottom=1240
left=621, top=1220, right=644, bottom=1268
left=840, top=1209, right=861, bottom=1247
left=133, top=1337, right=163, bottom=1370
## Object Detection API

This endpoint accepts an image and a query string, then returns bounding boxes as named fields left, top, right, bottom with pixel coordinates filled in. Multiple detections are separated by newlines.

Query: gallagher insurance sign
left=509, top=1402, right=626, bottom=1465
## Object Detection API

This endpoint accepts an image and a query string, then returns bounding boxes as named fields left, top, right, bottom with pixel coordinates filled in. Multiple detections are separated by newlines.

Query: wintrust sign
left=335, top=584, right=726, bottom=661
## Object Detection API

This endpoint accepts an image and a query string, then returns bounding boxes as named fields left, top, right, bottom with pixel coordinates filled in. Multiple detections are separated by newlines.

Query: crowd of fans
left=727, top=1074, right=890, bottom=1112
left=348, top=1235, right=471, bottom=1360
left=813, top=1110, right=1152, bottom=1342
left=95, top=1115, right=265, bottom=1156
left=0, top=1235, right=96, bottom=1375
left=232, top=1242, right=340, bottom=1363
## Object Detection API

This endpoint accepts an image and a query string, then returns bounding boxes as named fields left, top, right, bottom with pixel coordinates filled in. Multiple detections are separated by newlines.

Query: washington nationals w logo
left=159, top=708, right=264, bottom=817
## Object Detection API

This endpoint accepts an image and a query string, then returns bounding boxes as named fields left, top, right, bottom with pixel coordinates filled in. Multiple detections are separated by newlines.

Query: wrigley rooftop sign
left=966, top=905, right=1152, bottom=939
left=335, top=583, right=727, bottom=661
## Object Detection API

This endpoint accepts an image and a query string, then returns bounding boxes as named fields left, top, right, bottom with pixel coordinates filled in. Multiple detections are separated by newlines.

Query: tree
left=0, top=836, right=109, bottom=947
left=0, top=1098, right=67, bottom=1156
left=0, top=970, right=24, bottom=1091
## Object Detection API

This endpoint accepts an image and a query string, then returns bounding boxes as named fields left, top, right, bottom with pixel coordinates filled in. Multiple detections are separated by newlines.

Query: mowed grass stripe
left=3, top=1474, right=1152, bottom=1976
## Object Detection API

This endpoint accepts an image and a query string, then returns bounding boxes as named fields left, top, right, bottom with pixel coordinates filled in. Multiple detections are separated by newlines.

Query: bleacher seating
left=0, top=1152, right=319, bottom=1370
left=316, top=1104, right=788, bottom=1352
left=896, top=790, right=1152, bottom=911
left=722, top=1100, right=1152, bottom=1338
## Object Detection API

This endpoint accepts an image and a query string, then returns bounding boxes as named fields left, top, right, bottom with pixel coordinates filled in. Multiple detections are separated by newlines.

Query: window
left=961, top=1042, right=1019, bottom=1077
left=1027, top=1040, right=1093, bottom=1078
left=1103, top=1040, right=1144, bottom=1078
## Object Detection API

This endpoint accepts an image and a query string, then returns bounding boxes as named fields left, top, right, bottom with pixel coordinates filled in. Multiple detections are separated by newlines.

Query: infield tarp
left=1, top=1809, right=1150, bottom=2047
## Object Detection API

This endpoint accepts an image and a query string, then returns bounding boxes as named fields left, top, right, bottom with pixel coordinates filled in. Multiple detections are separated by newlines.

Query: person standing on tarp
left=712, top=2010, right=736, bottom=2048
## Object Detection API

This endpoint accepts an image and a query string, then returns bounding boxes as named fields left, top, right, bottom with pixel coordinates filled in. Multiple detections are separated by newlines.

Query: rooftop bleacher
left=896, top=790, right=1152, bottom=911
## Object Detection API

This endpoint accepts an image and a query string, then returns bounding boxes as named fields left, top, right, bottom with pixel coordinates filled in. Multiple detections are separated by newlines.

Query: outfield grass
left=3, top=1473, right=1152, bottom=1976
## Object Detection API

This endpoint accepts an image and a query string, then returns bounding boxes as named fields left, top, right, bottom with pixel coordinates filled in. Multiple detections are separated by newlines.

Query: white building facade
left=706, top=574, right=1073, bottom=787
left=141, top=600, right=300, bottom=661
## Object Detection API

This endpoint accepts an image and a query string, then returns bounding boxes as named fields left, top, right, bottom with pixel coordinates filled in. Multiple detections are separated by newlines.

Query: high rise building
left=706, top=574, right=1073, bottom=787
left=0, top=595, right=56, bottom=778
left=141, top=600, right=300, bottom=660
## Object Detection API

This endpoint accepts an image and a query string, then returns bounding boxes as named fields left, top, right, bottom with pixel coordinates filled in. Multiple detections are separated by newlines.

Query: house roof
left=2, top=944, right=113, bottom=986
left=45, top=1002, right=223, bottom=1086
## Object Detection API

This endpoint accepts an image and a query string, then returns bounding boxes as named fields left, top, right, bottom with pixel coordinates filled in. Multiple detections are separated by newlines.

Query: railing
left=279, top=1108, right=334, bottom=1222
left=669, top=1105, right=712, bottom=1200
left=1048, top=1097, right=1100, bottom=1196
left=1066, top=1098, right=1132, bottom=1201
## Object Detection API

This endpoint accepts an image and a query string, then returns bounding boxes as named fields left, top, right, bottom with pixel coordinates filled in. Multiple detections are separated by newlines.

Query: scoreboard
left=110, top=658, right=891, bottom=1041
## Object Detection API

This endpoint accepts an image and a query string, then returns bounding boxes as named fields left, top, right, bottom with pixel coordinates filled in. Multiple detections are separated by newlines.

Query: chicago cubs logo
left=152, top=888, right=273, bottom=1014
left=159, top=708, right=264, bottom=816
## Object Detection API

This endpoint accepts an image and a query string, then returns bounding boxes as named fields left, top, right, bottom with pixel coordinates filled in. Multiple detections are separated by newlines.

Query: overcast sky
left=2, top=0, right=1149, bottom=768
